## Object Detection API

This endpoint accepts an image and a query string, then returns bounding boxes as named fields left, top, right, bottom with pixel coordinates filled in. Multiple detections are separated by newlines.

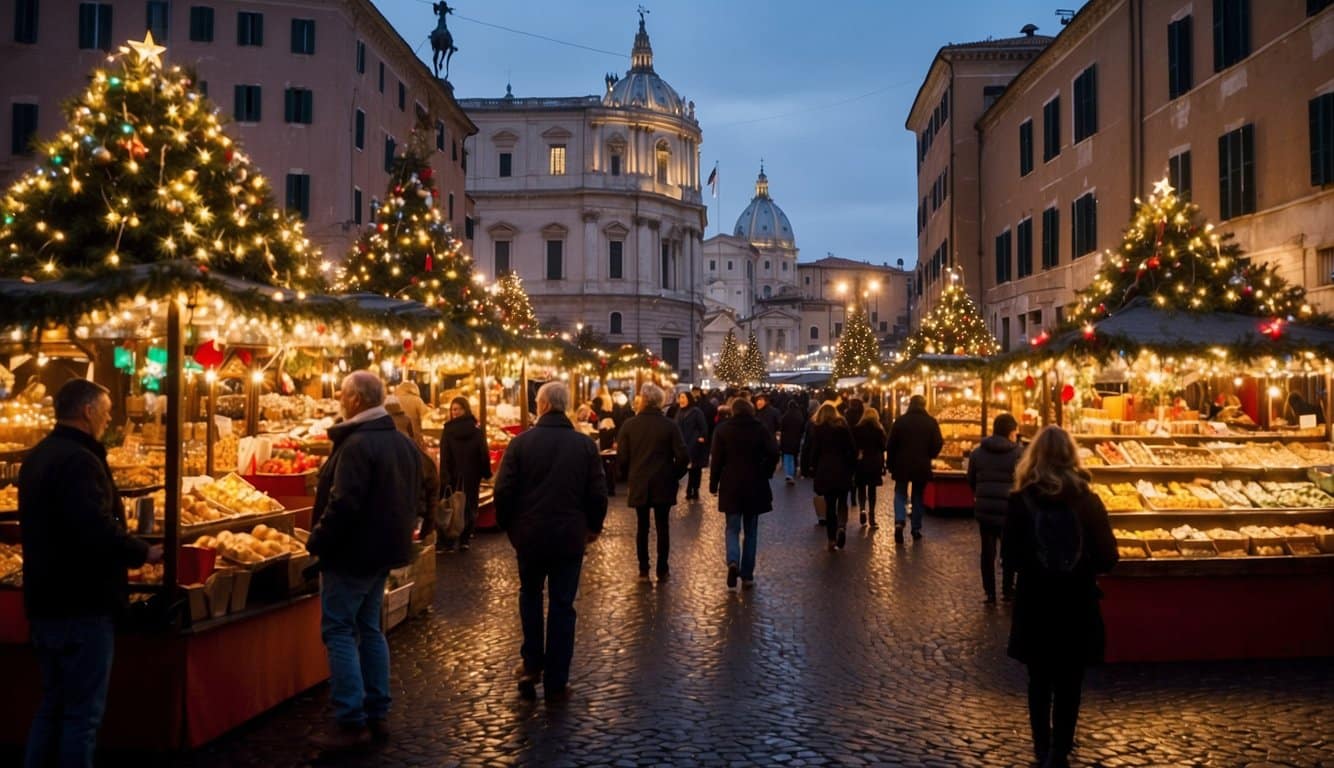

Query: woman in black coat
left=800, top=403, right=857, bottom=550
left=1002, top=426, right=1118, bottom=768
left=674, top=391, right=710, bottom=500
left=851, top=408, right=887, bottom=529
left=709, top=398, right=779, bottom=588
left=779, top=401, right=806, bottom=485
left=440, top=397, right=493, bottom=552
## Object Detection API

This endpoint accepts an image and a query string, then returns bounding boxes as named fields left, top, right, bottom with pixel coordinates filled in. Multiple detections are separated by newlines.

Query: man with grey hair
left=495, top=381, right=607, bottom=703
left=617, top=383, right=689, bottom=582
left=308, top=370, right=422, bottom=751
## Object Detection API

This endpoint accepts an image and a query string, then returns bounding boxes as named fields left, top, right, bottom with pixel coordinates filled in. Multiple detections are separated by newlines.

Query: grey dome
left=733, top=167, right=795, bottom=246
left=602, top=16, right=686, bottom=117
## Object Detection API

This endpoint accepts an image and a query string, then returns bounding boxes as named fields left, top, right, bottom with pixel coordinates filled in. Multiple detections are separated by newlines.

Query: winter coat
left=617, top=406, right=690, bottom=507
left=309, top=413, right=422, bottom=576
left=887, top=403, right=944, bottom=483
left=1002, top=485, right=1118, bottom=666
left=20, top=425, right=150, bottom=619
left=800, top=422, right=857, bottom=496
left=755, top=404, right=782, bottom=437
left=393, top=382, right=429, bottom=438
left=779, top=407, right=806, bottom=455
left=494, top=412, right=608, bottom=560
left=709, top=412, right=780, bottom=516
left=967, top=435, right=1023, bottom=528
left=675, top=404, right=710, bottom=466
left=852, top=421, right=888, bottom=487
left=413, top=445, right=441, bottom=539
left=441, top=414, right=491, bottom=501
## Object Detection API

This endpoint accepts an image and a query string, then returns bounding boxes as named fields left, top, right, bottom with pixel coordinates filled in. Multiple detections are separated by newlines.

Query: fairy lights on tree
left=900, top=268, right=999, bottom=359
left=742, top=329, right=766, bottom=383
left=714, top=328, right=744, bottom=387
left=492, top=271, right=537, bottom=336
left=832, top=303, right=881, bottom=379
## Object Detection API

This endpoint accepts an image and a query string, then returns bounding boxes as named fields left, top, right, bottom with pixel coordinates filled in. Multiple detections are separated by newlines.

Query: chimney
left=1021, top=23, right=1038, bottom=36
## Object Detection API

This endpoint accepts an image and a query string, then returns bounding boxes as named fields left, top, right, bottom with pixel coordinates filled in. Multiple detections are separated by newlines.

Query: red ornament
left=402, top=338, right=414, bottom=352
left=1146, top=255, right=1161, bottom=270
left=1029, top=330, right=1051, bottom=347
left=316, top=324, right=326, bottom=334
left=1082, top=325, right=1096, bottom=340
left=419, top=167, right=434, bottom=183
left=1096, top=303, right=1107, bottom=315
left=118, top=137, right=148, bottom=160
left=424, top=252, right=433, bottom=272
left=192, top=339, right=224, bottom=368
left=1061, top=384, right=1076, bottom=404
left=1024, top=374, right=1036, bottom=389
left=236, top=349, right=253, bottom=366
left=1260, top=318, right=1284, bottom=340
left=224, top=148, right=235, bottom=164
left=1155, top=218, right=1167, bottom=245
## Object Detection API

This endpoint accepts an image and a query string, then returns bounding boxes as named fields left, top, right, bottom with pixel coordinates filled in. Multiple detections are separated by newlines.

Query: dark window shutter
left=78, top=4, right=94, bottom=48
left=97, top=4, right=111, bottom=50
left=1213, top=0, right=1225, bottom=71
left=1241, top=124, right=1255, bottom=214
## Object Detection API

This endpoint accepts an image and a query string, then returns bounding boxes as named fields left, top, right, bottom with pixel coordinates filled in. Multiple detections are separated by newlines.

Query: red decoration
left=425, top=252, right=433, bottom=272
left=402, top=338, right=413, bottom=352
left=118, top=137, right=148, bottom=160
left=1146, top=255, right=1161, bottom=270
left=1061, top=384, right=1076, bottom=404
left=1260, top=318, right=1284, bottom=340
left=1082, top=325, right=1096, bottom=340
left=316, top=324, right=326, bottom=335
left=1097, top=303, right=1106, bottom=315
left=224, top=148, right=234, bottom=164
left=192, top=340, right=224, bottom=368
left=1025, top=374, right=1036, bottom=389
left=236, top=349, right=253, bottom=366
left=1155, top=218, right=1167, bottom=245
left=419, top=167, right=434, bottom=183
left=1029, top=330, right=1051, bottom=347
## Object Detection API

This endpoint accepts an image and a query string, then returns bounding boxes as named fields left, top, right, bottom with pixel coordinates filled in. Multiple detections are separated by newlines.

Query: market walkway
left=183, top=483, right=1333, bottom=768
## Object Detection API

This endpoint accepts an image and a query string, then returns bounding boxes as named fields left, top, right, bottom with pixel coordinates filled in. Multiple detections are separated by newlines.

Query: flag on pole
left=707, top=164, right=718, bottom=198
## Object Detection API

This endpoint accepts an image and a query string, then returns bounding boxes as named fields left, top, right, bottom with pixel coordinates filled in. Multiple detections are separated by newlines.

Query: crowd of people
left=18, top=376, right=1116, bottom=768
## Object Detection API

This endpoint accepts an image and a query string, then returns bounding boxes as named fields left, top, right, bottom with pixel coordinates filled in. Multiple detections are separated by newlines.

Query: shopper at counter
left=20, top=378, right=162, bottom=768
left=308, top=371, right=421, bottom=752
left=886, top=395, right=943, bottom=543
left=439, top=397, right=492, bottom=553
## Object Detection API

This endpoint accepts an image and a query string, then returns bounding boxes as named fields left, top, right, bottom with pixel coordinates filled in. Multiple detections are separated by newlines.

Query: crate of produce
left=382, top=582, right=414, bottom=632
left=1273, top=526, right=1322, bottom=556
left=1204, top=528, right=1249, bottom=557
left=1240, top=526, right=1288, bottom=556
left=1137, top=480, right=1226, bottom=511
left=1147, top=446, right=1221, bottom=469
left=1112, top=530, right=1150, bottom=560
left=1295, top=523, right=1334, bottom=553
left=1170, top=525, right=1217, bottom=557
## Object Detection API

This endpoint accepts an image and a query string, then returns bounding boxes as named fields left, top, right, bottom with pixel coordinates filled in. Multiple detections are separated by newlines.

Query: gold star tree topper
left=1151, top=176, right=1175, bottom=199
left=126, top=30, right=167, bottom=69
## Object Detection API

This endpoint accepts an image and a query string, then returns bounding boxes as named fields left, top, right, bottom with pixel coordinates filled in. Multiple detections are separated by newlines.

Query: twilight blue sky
left=378, top=0, right=1081, bottom=270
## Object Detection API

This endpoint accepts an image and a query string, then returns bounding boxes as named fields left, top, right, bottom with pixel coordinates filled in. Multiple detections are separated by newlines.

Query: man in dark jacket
left=967, top=413, right=1023, bottom=603
left=779, top=401, right=806, bottom=484
left=710, top=398, right=779, bottom=588
left=21, top=379, right=160, bottom=768
left=617, top=383, right=689, bottom=581
left=495, top=382, right=607, bottom=703
left=886, top=394, right=943, bottom=542
left=754, top=394, right=782, bottom=437
left=308, top=371, right=421, bottom=751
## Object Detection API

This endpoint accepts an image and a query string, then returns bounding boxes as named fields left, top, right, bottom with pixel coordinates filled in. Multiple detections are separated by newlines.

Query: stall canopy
left=766, top=370, right=834, bottom=388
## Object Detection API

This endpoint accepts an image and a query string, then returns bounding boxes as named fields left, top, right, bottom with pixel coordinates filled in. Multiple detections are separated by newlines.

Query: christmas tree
left=492, top=271, right=537, bottom=336
left=832, top=304, right=881, bottom=379
left=743, top=329, right=766, bottom=383
left=901, top=269, right=999, bottom=359
left=714, top=328, right=744, bottom=387
left=1070, top=177, right=1313, bottom=324
left=0, top=33, right=319, bottom=288
left=338, top=125, right=490, bottom=328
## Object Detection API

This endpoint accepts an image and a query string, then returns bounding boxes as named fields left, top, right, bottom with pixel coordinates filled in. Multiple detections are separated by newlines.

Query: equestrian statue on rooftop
left=430, top=2, right=458, bottom=80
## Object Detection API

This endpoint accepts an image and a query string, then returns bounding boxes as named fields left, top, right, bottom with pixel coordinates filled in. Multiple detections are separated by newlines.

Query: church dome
left=733, top=166, right=795, bottom=246
left=602, top=15, right=687, bottom=117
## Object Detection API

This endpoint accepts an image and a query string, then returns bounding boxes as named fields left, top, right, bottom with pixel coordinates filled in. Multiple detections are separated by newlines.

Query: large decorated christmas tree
left=743, top=329, right=766, bottom=383
left=900, top=269, right=999, bottom=359
left=1069, top=178, right=1313, bottom=324
left=0, top=33, right=319, bottom=288
left=714, top=328, right=744, bottom=387
left=832, top=304, right=881, bottom=379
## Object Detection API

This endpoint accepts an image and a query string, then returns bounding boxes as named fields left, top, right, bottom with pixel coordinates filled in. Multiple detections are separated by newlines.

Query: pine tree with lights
left=492, top=271, right=537, bottom=336
left=714, top=328, right=744, bottom=387
left=1069, top=177, right=1314, bottom=325
left=743, top=329, right=766, bottom=383
left=901, top=270, right=999, bottom=359
left=0, top=33, right=320, bottom=288
left=832, top=304, right=881, bottom=379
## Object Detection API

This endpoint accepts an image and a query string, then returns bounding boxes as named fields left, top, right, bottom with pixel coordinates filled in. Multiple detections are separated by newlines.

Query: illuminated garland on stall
left=900, top=269, right=998, bottom=360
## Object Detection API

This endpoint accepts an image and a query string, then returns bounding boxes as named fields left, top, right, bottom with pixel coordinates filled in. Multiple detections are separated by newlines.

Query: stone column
left=583, top=211, right=600, bottom=290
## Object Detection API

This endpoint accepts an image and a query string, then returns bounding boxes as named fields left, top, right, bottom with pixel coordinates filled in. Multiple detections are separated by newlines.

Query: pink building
left=0, top=0, right=475, bottom=261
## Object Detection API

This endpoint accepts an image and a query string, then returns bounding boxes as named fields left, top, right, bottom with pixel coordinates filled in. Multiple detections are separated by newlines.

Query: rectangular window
left=835, top=322, right=843, bottom=337
left=1019, top=119, right=1034, bottom=176
left=498, top=152, right=512, bottom=177
left=435, top=121, right=445, bottom=151
left=1213, top=0, right=1250, bottom=72
left=549, top=145, right=566, bottom=175
left=397, top=82, right=405, bottom=111
left=378, top=62, right=385, bottom=93
left=465, top=216, right=474, bottom=240
left=708, top=260, right=716, bottom=271
left=1311, top=93, right=1334, bottom=186
left=1072, top=193, right=1097, bottom=258
left=354, top=109, right=364, bottom=150
left=609, top=241, right=624, bottom=279
left=199, top=80, right=208, bottom=97
left=78, top=3, right=112, bottom=50
left=1318, top=245, right=1334, bottom=285
left=290, top=18, right=315, bottom=54
left=189, top=6, right=214, bottom=42
left=546, top=240, right=563, bottom=280
left=1073, top=65, right=1098, bottom=143
left=661, top=338, right=680, bottom=372
left=384, top=137, right=396, bottom=173
left=353, top=187, right=362, bottom=226
left=237, top=10, right=263, bottom=46
left=494, top=241, right=511, bottom=275
left=10, top=103, right=37, bottom=155
left=1218, top=123, right=1256, bottom=219
left=610, top=154, right=621, bottom=176
left=1042, top=206, right=1060, bottom=269
left=356, top=40, right=365, bottom=74
left=661, top=242, right=672, bottom=289
left=285, top=173, right=310, bottom=219
left=1017, top=218, right=1034, bottom=278
left=994, top=231, right=1013, bottom=285
left=983, top=85, right=1006, bottom=111
left=1169, top=150, right=1192, bottom=198
left=147, top=1, right=169, bottom=41
left=453, top=140, right=459, bottom=162
left=1043, top=96, right=1061, bottom=162
left=447, top=193, right=454, bottom=220
left=283, top=88, right=313, bottom=124
left=1168, top=16, right=1194, bottom=99
left=233, top=84, right=262, bottom=122
left=14, top=0, right=38, bottom=43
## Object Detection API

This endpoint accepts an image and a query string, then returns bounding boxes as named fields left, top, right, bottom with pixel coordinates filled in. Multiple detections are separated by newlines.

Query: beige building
left=905, top=26, right=1054, bottom=327
left=0, top=0, right=476, bottom=261
left=974, top=0, right=1334, bottom=349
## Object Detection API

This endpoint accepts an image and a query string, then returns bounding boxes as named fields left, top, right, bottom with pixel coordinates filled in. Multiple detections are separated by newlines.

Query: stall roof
left=887, top=354, right=991, bottom=380
left=766, top=370, right=833, bottom=388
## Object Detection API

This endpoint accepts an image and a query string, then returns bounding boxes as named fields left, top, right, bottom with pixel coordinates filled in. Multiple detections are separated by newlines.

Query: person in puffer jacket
left=967, top=412, right=1023, bottom=603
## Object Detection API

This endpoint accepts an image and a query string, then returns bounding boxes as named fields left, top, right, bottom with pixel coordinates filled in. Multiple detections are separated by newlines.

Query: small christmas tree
left=492, top=271, right=537, bottom=336
left=832, top=304, right=881, bottom=379
left=714, top=328, right=744, bottom=387
left=901, top=269, right=999, bottom=359
left=743, top=329, right=767, bottom=383
left=0, top=32, right=319, bottom=288
left=1070, top=177, right=1313, bottom=324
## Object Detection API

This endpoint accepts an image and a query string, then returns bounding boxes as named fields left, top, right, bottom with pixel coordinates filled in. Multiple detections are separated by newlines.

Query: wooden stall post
left=980, top=372, right=990, bottom=437
left=477, top=358, right=488, bottom=431
left=205, top=372, right=216, bottom=476
left=519, top=360, right=530, bottom=429
left=164, top=301, right=184, bottom=595
left=1054, top=370, right=1064, bottom=427
left=1041, top=371, right=1051, bottom=427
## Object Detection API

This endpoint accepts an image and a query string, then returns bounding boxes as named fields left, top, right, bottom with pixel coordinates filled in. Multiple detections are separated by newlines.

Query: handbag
left=435, top=489, right=468, bottom=539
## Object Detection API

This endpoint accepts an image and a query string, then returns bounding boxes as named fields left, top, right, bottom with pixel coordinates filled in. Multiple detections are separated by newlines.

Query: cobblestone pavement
left=171, top=481, right=1333, bottom=768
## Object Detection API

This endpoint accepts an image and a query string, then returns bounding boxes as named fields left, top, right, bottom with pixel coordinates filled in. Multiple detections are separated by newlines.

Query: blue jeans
left=25, top=616, right=115, bottom=768
left=894, top=479, right=927, bottom=533
left=725, top=513, right=759, bottom=580
left=517, top=554, right=584, bottom=690
left=782, top=453, right=797, bottom=478
left=320, top=570, right=391, bottom=727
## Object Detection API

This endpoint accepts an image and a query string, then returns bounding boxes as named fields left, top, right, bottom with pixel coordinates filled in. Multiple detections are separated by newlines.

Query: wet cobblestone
left=175, top=482, right=1334, bottom=766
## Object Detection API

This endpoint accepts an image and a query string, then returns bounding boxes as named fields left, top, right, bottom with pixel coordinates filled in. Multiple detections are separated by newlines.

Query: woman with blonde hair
left=800, top=402, right=857, bottom=550
left=851, top=408, right=887, bottom=528
left=1002, top=426, right=1118, bottom=768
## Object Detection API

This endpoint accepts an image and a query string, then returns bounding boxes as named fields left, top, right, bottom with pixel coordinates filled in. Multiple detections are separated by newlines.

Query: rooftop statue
left=431, top=2, right=458, bottom=80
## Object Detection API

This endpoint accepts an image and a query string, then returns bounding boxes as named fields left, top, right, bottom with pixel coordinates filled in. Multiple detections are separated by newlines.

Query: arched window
left=610, top=312, right=623, bottom=335
left=655, top=140, right=670, bottom=184
left=762, top=285, right=772, bottom=298
left=809, top=325, right=819, bottom=340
